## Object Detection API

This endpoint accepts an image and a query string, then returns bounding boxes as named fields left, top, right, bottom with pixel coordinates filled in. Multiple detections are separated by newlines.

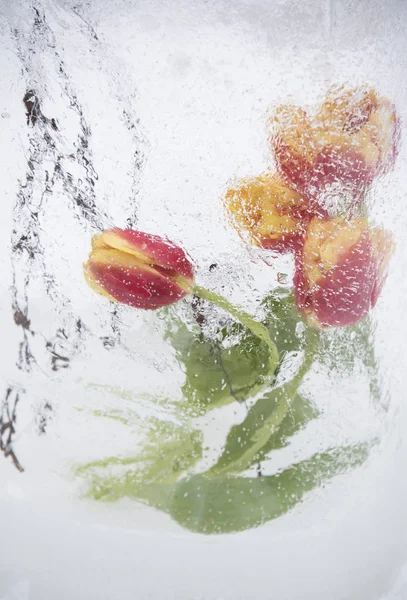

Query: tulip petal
left=309, top=233, right=376, bottom=327
left=85, top=248, right=189, bottom=310
left=369, top=226, right=395, bottom=307
left=224, top=172, right=312, bottom=253
left=98, top=229, right=194, bottom=282
left=294, top=217, right=393, bottom=328
left=83, top=265, right=117, bottom=302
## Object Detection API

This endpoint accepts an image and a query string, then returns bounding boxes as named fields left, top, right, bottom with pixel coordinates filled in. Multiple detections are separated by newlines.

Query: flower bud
left=224, top=172, right=316, bottom=253
left=83, top=228, right=195, bottom=310
left=270, top=86, right=400, bottom=200
left=294, top=216, right=394, bottom=327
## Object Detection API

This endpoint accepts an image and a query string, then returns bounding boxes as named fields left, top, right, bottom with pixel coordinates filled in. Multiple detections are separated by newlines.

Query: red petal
left=302, top=233, right=377, bottom=327
left=274, top=138, right=315, bottom=196
left=88, top=260, right=188, bottom=310
left=314, top=146, right=374, bottom=189
left=110, top=229, right=194, bottom=281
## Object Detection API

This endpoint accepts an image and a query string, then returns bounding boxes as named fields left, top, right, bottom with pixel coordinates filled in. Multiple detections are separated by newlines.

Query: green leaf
left=208, top=345, right=315, bottom=476
left=81, top=443, right=370, bottom=534
left=262, top=288, right=305, bottom=355
left=76, top=420, right=203, bottom=485
left=256, top=392, right=320, bottom=456
left=207, top=382, right=295, bottom=475
left=164, top=290, right=308, bottom=416
left=167, top=319, right=275, bottom=414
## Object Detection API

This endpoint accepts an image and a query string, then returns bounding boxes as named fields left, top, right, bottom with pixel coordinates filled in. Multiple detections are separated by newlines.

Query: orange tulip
left=224, top=172, right=319, bottom=253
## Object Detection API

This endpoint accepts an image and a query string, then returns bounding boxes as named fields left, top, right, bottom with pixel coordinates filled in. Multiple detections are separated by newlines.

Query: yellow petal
left=83, top=261, right=117, bottom=302
left=97, top=230, right=151, bottom=265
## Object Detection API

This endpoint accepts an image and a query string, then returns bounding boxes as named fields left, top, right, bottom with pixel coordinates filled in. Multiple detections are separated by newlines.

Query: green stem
left=256, top=343, right=315, bottom=434
left=193, top=284, right=279, bottom=374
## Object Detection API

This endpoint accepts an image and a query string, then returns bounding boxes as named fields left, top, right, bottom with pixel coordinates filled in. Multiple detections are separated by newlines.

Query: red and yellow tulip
left=270, top=86, right=400, bottom=200
left=294, top=216, right=394, bottom=327
left=83, top=228, right=194, bottom=310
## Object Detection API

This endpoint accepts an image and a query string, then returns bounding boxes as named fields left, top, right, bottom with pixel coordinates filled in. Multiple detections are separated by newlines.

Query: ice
left=1, top=0, right=407, bottom=598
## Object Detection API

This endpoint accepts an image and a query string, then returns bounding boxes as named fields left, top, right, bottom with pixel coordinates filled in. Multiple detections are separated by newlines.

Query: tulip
left=83, top=228, right=280, bottom=373
left=224, top=172, right=317, bottom=253
left=83, top=228, right=195, bottom=310
left=294, top=216, right=394, bottom=327
left=270, top=86, right=400, bottom=200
